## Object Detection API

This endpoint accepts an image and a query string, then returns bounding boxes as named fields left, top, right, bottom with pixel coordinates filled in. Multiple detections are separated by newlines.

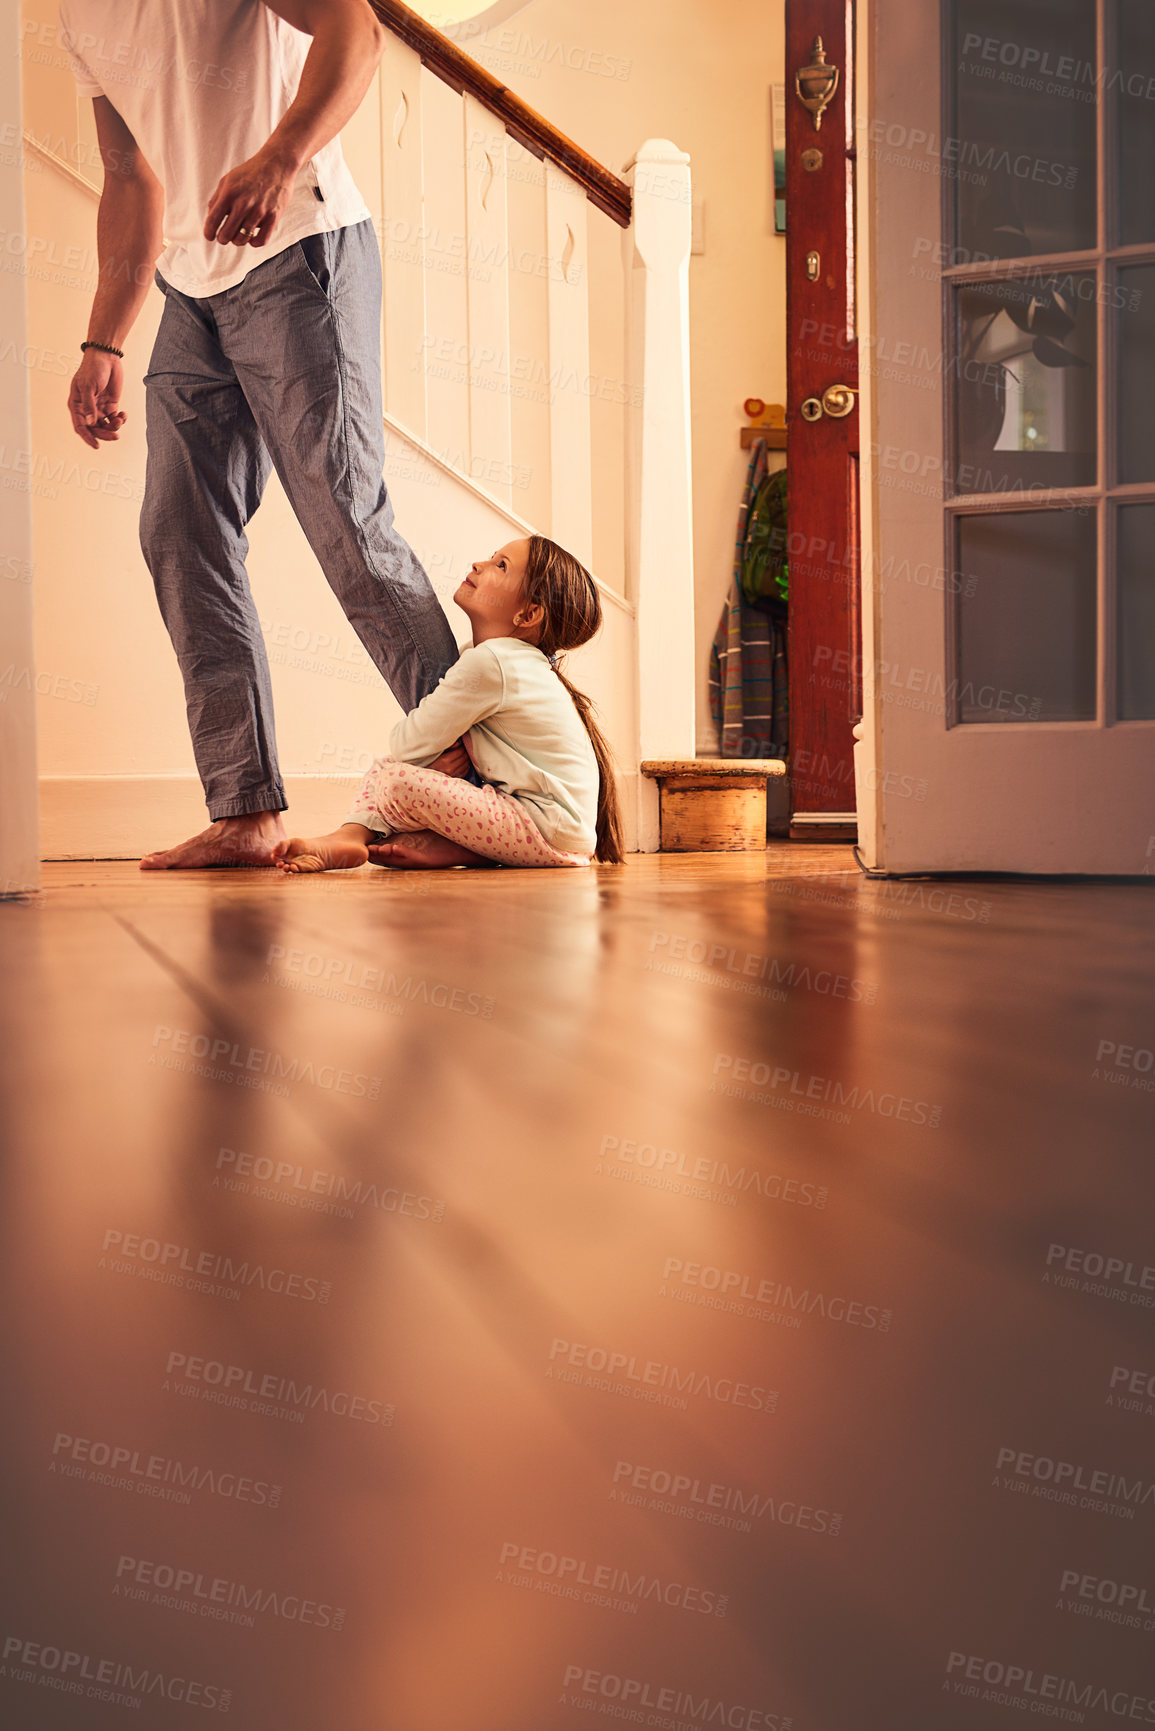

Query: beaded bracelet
left=81, top=340, right=124, bottom=359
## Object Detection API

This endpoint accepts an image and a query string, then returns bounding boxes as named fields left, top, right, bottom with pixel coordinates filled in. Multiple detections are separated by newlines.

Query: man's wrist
left=262, top=133, right=308, bottom=179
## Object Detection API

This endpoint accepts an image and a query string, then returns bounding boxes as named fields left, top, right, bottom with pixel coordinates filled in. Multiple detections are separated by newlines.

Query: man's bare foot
left=366, top=830, right=493, bottom=870
left=273, top=825, right=371, bottom=875
left=140, top=811, right=287, bottom=871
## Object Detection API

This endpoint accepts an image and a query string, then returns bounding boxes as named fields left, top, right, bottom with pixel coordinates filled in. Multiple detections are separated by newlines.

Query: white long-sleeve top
left=388, top=639, right=600, bottom=857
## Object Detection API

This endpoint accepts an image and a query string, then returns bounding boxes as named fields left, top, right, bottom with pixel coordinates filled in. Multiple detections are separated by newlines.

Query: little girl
left=274, top=534, right=624, bottom=872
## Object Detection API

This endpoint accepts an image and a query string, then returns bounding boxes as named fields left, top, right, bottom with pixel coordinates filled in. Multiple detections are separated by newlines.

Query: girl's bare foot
left=273, top=825, right=371, bottom=874
left=366, top=830, right=493, bottom=870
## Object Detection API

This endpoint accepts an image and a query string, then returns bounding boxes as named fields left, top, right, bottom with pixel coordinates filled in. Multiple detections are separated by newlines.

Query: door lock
left=800, top=397, right=824, bottom=422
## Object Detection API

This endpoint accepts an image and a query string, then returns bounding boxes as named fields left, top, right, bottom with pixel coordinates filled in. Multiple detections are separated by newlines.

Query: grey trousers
left=141, top=220, right=458, bottom=820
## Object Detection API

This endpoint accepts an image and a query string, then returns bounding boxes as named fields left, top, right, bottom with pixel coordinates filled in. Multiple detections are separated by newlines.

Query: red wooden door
left=785, top=0, right=860, bottom=838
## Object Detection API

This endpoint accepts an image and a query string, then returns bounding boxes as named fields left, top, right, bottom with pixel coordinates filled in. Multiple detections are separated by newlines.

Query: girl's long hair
left=521, top=535, right=625, bottom=864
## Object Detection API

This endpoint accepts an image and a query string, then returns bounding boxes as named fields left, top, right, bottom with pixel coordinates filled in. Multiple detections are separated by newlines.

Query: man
left=62, top=0, right=459, bottom=868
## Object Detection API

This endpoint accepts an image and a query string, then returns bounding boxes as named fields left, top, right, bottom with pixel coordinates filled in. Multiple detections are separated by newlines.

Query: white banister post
left=622, top=139, right=695, bottom=851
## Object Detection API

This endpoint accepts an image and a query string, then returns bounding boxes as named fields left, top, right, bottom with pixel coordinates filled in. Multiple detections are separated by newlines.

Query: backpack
left=741, top=466, right=789, bottom=606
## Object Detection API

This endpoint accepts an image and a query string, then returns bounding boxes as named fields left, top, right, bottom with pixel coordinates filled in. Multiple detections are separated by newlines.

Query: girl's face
left=454, top=539, right=539, bottom=638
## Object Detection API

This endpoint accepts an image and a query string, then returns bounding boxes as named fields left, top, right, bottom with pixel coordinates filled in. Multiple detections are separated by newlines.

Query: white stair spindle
left=545, top=162, right=594, bottom=570
left=420, top=72, right=470, bottom=478
left=463, top=95, right=513, bottom=509
left=379, top=37, right=427, bottom=440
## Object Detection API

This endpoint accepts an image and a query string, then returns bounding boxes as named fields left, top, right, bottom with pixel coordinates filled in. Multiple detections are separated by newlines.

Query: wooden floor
left=1, top=850, right=1152, bottom=1730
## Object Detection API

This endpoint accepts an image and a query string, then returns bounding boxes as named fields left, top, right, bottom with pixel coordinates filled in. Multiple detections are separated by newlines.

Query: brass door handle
left=821, top=384, right=858, bottom=418
left=799, top=386, right=858, bottom=422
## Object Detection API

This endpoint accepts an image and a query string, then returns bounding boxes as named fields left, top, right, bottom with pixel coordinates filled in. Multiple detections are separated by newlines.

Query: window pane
left=954, top=272, right=1097, bottom=494
left=1118, top=0, right=1155, bottom=245
left=1118, top=505, right=1155, bottom=719
left=956, top=510, right=1097, bottom=721
left=1118, top=265, right=1155, bottom=485
left=952, top=0, right=1097, bottom=259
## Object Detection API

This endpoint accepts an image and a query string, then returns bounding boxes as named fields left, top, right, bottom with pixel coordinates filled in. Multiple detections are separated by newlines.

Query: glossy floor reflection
left=1, top=852, right=1152, bottom=1730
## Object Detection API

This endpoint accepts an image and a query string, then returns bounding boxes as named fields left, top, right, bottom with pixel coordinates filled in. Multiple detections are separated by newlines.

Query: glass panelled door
left=854, top=0, right=1155, bottom=873
left=946, top=0, right=1155, bottom=733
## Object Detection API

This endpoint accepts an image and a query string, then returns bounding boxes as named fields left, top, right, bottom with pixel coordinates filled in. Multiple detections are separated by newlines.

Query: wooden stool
left=640, top=759, right=785, bottom=852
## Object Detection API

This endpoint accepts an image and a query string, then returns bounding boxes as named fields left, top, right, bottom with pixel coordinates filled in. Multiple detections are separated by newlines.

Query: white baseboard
left=632, top=773, right=660, bottom=853
left=40, top=771, right=646, bottom=860
left=614, top=769, right=639, bottom=855
left=39, top=775, right=363, bottom=861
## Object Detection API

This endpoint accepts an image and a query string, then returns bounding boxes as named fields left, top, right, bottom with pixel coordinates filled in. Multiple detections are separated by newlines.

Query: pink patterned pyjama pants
left=344, top=759, right=590, bottom=868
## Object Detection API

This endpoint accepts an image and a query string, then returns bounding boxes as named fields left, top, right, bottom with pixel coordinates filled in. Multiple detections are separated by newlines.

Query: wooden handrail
left=368, top=0, right=632, bottom=227
left=23, top=130, right=100, bottom=199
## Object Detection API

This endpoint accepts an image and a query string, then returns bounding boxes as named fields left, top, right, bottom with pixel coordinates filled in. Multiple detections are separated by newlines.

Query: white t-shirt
left=388, top=639, right=602, bottom=858
left=60, top=0, right=371, bottom=298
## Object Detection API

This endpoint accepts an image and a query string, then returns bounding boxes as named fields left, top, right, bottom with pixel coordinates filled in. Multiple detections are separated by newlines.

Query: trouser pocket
left=296, top=231, right=332, bottom=297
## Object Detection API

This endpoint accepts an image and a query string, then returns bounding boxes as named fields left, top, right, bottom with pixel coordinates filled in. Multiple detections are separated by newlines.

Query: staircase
left=361, top=0, right=697, bottom=848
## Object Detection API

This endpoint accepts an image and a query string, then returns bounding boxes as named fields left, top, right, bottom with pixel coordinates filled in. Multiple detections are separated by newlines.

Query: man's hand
left=204, top=144, right=300, bottom=248
left=205, top=1, right=385, bottom=252
left=67, top=97, right=161, bottom=449
left=68, top=349, right=127, bottom=449
left=429, top=741, right=472, bottom=778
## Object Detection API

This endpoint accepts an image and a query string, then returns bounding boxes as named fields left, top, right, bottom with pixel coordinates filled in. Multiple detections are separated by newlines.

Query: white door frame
left=855, top=0, right=1155, bottom=874
left=0, top=9, right=39, bottom=896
